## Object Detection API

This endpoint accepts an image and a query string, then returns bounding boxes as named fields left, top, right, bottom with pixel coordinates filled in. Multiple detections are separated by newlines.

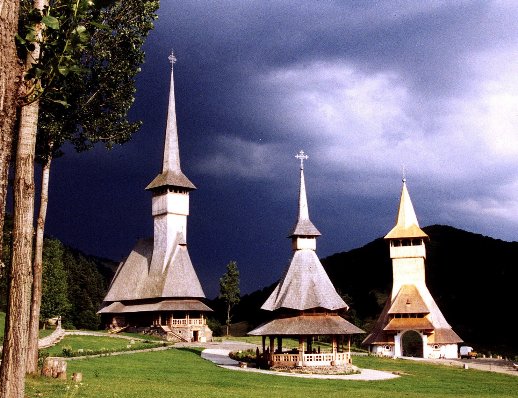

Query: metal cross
left=401, top=164, right=407, bottom=183
left=168, top=50, right=177, bottom=65
left=295, top=150, right=309, bottom=169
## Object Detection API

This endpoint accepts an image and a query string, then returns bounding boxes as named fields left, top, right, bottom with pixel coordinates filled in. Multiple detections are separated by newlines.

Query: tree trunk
left=0, top=0, right=22, bottom=265
left=0, top=100, right=39, bottom=398
left=26, top=155, right=52, bottom=373
left=0, top=1, right=45, bottom=396
left=226, top=304, right=231, bottom=336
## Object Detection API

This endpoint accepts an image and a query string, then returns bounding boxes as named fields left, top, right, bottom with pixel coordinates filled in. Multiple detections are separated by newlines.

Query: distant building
left=248, top=152, right=364, bottom=368
left=98, top=53, right=212, bottom=342
left=362, top=178, right=462, bottom=358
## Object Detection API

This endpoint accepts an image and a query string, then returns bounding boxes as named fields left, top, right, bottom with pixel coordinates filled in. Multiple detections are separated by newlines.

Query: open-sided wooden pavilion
left=248, top=152, right=364, bottom=367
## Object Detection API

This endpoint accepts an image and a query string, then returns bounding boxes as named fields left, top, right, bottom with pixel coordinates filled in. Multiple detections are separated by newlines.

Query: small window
left=433, top=344, right=440, bottom=350
left=384, top=345, right=391, bottom=351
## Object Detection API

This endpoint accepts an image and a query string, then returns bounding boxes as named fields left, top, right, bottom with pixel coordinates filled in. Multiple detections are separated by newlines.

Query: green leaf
left=42, top=15, right=60, bottom=30
left=58, top=66, right=70, bottom=76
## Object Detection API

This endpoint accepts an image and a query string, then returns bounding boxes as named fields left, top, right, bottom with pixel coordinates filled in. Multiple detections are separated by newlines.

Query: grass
left=41, top=335, right=166, bottom=357
left=26, top=346, right=518, bottom=398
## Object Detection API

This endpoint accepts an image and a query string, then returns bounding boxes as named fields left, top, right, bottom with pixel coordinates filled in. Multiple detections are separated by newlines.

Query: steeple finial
left=295, top=150, right=308, bottom=170
left=402, top=164, right=407, bottom=183
left=288, top=150, right=321, bottom=238
left=168, top=50, right=177, bottom=66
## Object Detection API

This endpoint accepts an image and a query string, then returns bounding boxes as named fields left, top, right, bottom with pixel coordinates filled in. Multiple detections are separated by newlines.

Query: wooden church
left=362, top=178, right=462, bottom=358
left=98, top=54, right=213, bottom=342
left=249, top=152, right=364, bottom=368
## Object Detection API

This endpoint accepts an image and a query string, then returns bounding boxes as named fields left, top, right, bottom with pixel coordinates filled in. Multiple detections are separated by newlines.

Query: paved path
left=201, top=348, right=399, bottom=381
left=404, top=356, right=518, bottom=377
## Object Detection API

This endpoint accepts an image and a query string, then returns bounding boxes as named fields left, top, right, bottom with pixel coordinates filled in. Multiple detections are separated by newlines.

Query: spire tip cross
left=168, top=50, right=177, bottom=66
left=295, top=150, right=309, bottom=169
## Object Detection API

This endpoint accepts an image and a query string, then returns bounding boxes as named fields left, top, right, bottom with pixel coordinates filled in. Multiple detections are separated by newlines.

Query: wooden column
left=332, top=336, right=338, bottom=366
left=298, top=337, right=305, bottom=366
left=269, top=336, right=275, bottom=364
left=277, top=337, right=282, bottom=354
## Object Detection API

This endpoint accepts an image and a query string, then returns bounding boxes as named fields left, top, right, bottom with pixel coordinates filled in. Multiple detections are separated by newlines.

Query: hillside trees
left=40, top=239, right=70, bottom=322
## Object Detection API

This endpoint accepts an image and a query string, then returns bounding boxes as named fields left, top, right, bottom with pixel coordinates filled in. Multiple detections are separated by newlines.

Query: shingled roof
left=262, top=250, right=347, bottom=311
left=145, top=53, right=195, bottom=192
left=388, top=284, right=430, bottom=314
left=102, top=237, right=206, bottom=303
left=98, top=299, right=212, bottom=314
left=289, top=165, right=320, bottom=237
left=249, top=314, right=364, bottom=336
left=385, top=179, right=428, bottom=239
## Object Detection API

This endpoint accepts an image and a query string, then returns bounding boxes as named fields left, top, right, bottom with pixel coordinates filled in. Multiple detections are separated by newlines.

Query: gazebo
left=248, top=151, right=364, bottom=368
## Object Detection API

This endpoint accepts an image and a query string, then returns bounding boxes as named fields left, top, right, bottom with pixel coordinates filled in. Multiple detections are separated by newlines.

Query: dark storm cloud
left=44, top=1, right=518, bottom=297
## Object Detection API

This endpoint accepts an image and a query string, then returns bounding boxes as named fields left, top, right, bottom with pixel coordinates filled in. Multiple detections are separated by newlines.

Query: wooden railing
left=271, top=352, right=351, bottom=366
left=170, top=318, right=206, bottom=326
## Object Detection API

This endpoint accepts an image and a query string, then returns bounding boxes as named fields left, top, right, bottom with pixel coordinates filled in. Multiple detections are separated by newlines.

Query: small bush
left=229, top=349, right=257, bottom=363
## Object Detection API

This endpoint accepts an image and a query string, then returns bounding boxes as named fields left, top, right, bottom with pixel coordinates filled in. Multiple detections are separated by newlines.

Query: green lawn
left=25, top=347, right=518, bottom=398
left=42, top=335, right=166, bottom=356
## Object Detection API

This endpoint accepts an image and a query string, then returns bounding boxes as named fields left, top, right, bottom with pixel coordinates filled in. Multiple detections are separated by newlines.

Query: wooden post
left=269, top=336, right=275, bottom=364
left=348, top=336, right=352, bottom=364
left=298, top=337, right=305, bottom=366
left=277, top=337, right=282, bottom=354
left=262, top=336, right=266, bottom=353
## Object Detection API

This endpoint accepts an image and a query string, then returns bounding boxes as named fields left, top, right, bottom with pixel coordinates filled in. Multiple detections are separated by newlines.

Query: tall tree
left=219, top=261, right=240, bottom=336
left=0, top=0, right=46, bottom=394
left=0, top=0, right=22, bottom=270
left=27, top=0, right=159, bottom=372
left=23, top=0, right=159, bottom=373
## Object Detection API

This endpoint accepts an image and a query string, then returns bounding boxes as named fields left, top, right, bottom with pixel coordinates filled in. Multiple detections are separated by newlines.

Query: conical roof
left=289, top=152, right=320, bottom=237
left=261, top=250, right=348, bottom=311
left=146, top=53, right=195, bottom=191
left=385, top=179, right=427, bottom=239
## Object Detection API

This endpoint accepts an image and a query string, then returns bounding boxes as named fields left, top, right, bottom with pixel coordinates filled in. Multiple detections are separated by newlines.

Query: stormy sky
left=44, top=1, right=518, bottom=297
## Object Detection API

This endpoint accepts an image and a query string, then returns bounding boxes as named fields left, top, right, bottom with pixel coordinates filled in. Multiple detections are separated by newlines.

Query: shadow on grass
left=176, top=347, right=204, bottom=357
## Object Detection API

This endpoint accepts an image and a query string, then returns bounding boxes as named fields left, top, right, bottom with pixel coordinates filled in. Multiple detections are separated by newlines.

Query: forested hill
left=1, top=215, right=116, bottom=330
left=321, top=224, right=518, bottom=356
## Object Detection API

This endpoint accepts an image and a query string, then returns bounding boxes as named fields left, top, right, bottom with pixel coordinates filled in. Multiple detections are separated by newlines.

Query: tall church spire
left=385, top=178, right=427, bottom=239
left=289, top=150, right=320, bottom=240
left=146, top=52, right=195, bottom=191
left=163, top=51, right=181, bottom=174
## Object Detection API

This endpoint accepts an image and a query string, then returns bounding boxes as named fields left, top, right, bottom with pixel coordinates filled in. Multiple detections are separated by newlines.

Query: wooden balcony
left=170, top=318, right=206, bottom=326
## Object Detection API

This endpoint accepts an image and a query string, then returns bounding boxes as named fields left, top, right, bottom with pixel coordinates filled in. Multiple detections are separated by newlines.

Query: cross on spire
left=401, top=164, right=407, bottom=183
left=295, top=150, right=309, bottom=169
left=168, top=50, right=177, bottom=66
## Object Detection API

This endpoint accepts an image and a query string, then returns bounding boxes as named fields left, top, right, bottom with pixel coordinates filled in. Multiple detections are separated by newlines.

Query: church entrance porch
left=401, top=330, right=423, bottom=357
